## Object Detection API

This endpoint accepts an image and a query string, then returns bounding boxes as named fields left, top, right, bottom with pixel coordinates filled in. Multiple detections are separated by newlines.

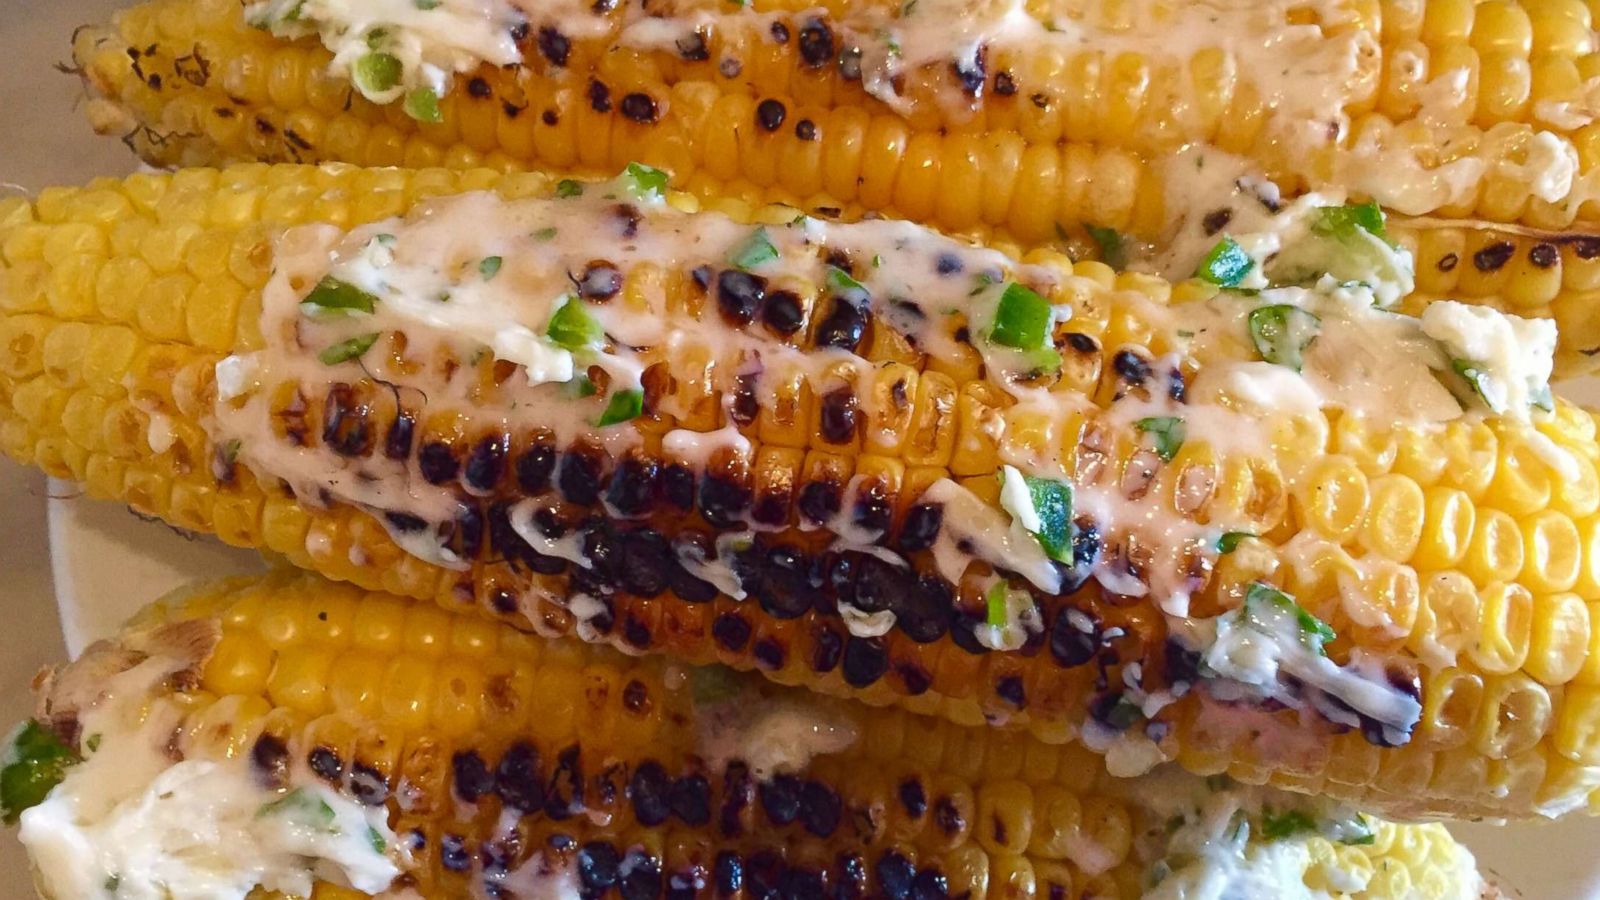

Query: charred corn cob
left=3, top=162, right=1600, bottom=820
left=3, top=569, right=1497, bottom=899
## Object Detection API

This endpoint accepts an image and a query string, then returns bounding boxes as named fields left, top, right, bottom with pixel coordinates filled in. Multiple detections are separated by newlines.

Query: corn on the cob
left=4, top=569, right=1496, bottom=899
left=3, top=162, right=1599, bottom=820
left=69, top=0, right=1600, bottom=376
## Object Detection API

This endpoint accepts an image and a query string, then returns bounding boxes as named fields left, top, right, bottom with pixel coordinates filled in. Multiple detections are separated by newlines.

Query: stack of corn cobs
left=9, top=0, right=1600, bottom=895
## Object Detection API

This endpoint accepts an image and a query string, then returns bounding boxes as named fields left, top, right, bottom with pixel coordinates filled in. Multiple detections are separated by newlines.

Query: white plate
left=44, top=492, right=1600, bottom=898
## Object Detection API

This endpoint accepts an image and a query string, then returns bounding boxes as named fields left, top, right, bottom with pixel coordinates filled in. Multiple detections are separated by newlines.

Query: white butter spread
left=1420, top=300, right=1558, bottom=420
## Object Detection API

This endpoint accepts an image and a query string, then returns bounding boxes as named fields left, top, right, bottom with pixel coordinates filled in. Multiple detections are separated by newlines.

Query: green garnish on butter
left=403, top=87, right=442, bottom=123
left=351, top=52, right=402, bottom=98
left=1197, top=237, right=1254, bottom=287
left=621, top=162, right=670, bottom=200
left=729, top=227, right=779, bottom=270
left=988, top=282, right=1051, bottom=350
left=546, top=297, right=602, bottom=351
left=257, top=787, right=336, bottom=826
left=1242, top=582, right=1336, bottom=655
left=597, top=388, right=644, bottom=426
left=1, top=721, right=78, bottom=824
left=318, top=332, right=379, bottom=365
left=300, top=277, right=378, bottom=316
left=1135, top=416, right=1186, bottom=462
left=1248, top=305, right=1320, bottom=372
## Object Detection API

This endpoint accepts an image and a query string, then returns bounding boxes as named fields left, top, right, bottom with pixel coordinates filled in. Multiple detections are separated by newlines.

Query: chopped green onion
left=546, top=298, right=602, bottom=350
left=219, top=438, right=243, bottom=466
left=968, top=271, right=998, bottom=296
left=351, top=52, right=403, bottom=98
left=104, top=875, right=121, bottom=893
left=984, top=582, right=1009, bottom=627
left=1021, top=475, right=1073, bottom=562
left=1216, top=531, right=1254, bottom=554
left=1, top=721, right=78, bottom=824
left=1084, top=223, right=1129, bottom=271
left=532, top=226, right=558, bottom=241
left=365, top=28, right=389, bottom=50
left=1450, top=359, right=1504, bottom=414
left=690, top=665, right=744, bottom=706
left=1197, top=236, right=1254, bottom=287
left=988, top=282, right=1051, bottom=349
left=84, top=734, right=102, bottom=753
left=479, top=256, right=503, bottom=280
left=317, top=332, right=380, bottom=365
left=621, top=162, right=670, bottom=199
left=256, top=787, right=336, bottom=826
left=555, top=179, right=584, bottom=199
left=1243, top=582, right=1336, bottom=655
left=1101, top=696, right=1142, bottom=730
left=871, top=254, right=883, bottom=268
left=403, top=87, right=442, bottom=123
left=1311, top=201, right=1390, bottom=246
left=1134, top=416, right=1186, bottom=462
left=1247, top=305, right=1320, bottom=372
left=1341, top=814, right=1377, bottom=845
left=728, top=227, right=779, bottom=270
left=300, top=276, right=378, bottom=316
left=374, top=233, right=396, bottom=246
left=367, top=825, right=387, bottom=853
left=1260, top=809, right=1319, bottom=840
left=597, top=388, right=644, bottom=426
left=826, top=266, right=867, bottom=293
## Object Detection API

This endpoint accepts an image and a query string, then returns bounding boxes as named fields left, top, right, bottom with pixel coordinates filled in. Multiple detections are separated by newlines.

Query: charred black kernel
left=418, top=441, right=459, bottom=484
left=1163, top=637, right=1202, bottom=684
left=934, top=253, right=964, bottom=275
left=794, top=118, right=818, bottom=140
left=442, top=834, right=472, bottom=872
left=629, top=760, right=673, bottom=826
left=577, top=262, right=622, bottom=300
left=1049, top=606, right=1100, bottom=668
left=835, top=854, right=867, bottom=900
left=811, top=624, right=844, bottom=672
left=250, top=734, right=289, bottom=788
left=308, top=746, right=343, bottom=782
left=898, top=779, right=927, bottom=818
left=621, top=850, right=664, bottom=900
left=819, top=388, right=859, bottom=443
left=842, top=636, right=888, bottom=686
left=1437, top=252, right=1459, bottom=272
left=620, top=92, right=659, bottom=123
left=607, top=456, right=659, bottom=516
left=753, top=638, right=786, bottom=669
left=614, top=204, right=644, bottom=238
left=1090, top=692, right=1140, bottom=732
left=622, top=679, right=650, bottom=714
left=321, top=385, right=371, bottom=457
left=516, top=442, right=557, bottom=493
left=1031, top=91, right=1050, bottom=108
left=953, top=326, right=972, bottom=345
left=815, top=299, right=867, bottom=350
left=715, top=851, right=743, bottom=896
left=689, top=265, right=714, bottom=292
left=542, top=109, right=559, bottom=125
left=349, top=762, right=388, bottom=805
left=760, top=774, right=803, bottom=825
left=579, top=842, right=622, bottom=893
left=587, top=79, right=612, bottom=112
left=796, top=781, right=841, bottom=837
left=699, top=473, right=751, bottom=527
left=897, top=503, right=944, bottom=552
left=798, top=17, right=834, bottom=66
left=544, top=745, right=584, bottom=819
left=757, top=543, right=815, bottom=619
left=1167, top=367, right=1188, bottom=403
left=676, top=31, right=710, bottom=61
left=798, top=481, right=842, bottom=524
left=897, top=663, right=933, bottom=695
left=762, top=289, right=805, bottom=335
left=537, top=26, right=570, bottom=65
left=467, top=76, right=492, bottom=98
left=384, top=409, right=416, bottom=459
left=558, top=451, right=604, bottom=506
left=949, top=611, right=991, bottom=656
left=876, top=852, right=915, bottom=900
left=852, top=485, right=892, bottom=533
left=1474, top=241, right=1516, bottom=271
left=490, top=501, right=566, bottom=575
left=852, top=555, right=912, bottom=613
left=1530, top=242, right=1560, bottom=268
left=1066, top=332, right=1099, bottom=354
left=952, top=46, right=986, bottom=93
left=718, top=761, right=754, bottom=837
left=993, top=69, right=1017, bottom=95
left=731, top=372, right=760, bottom=426
left=746, top=851, right=785, bottom=900
left=667, top=870, right=701, bottom=900
left=452, top=749, right=495, bottom=802
left=713, top=612, right=753, bottom=651
left=667, top=561, right=720, bottom=603
left=769, top=20, right=791, bottom=41
left=449, top=504, right=485, bottom=560
left=933, top=796, right=965, bottom=835
left=463, top=435, right=509, bottom=492
left=995, top=675, right=1026, bottom=707
left=717, top=270, right=768, bottom=324
left=838, top=46, right=863, bottom=80
left=622, top=612, right=652, bottom=649
left=1201, top=208, right=1233, bottom=236
left=1112, top=349, right=1152, bottom=384
left=620, top=528, right=673, bottom=597
left=751, top=489, right=791, bottom=527
left=1571, top=236, right=1600, bottom=259
left=668, top=774, right=711, bottom=826
left=780, top=867, right=826, bottom=900
left=661, top=464, right=696, bottom=510
left=912, top=870, right=949, bottom=900
left=719, top=56, right=742, bottom=77
left=756, top=98, right=788, bottom=131
left=495, top=742, right=544, bottom=812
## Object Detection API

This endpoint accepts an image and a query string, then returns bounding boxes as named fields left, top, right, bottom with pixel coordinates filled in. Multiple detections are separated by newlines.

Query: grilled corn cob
left=3, top=569, right=1496, bottom=899
left=3, top=162, right=1600, bottom=820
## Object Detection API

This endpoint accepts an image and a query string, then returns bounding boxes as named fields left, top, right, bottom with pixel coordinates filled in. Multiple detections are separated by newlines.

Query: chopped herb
left=621, top=162, right=670, bottom=199
left=300, top=276, right=378, bottom=316
left=984, top=582, right=1009, bottom=627
left=1312, top=201, right=1391, bottom=246
left=1, top=721, right=78, bottom=824
left=365, top=28, right=388, bottom=50
left=872, top=253, right=883, bottom=268
left=728, top=226, right=779, bottom=269
left=597, top=388, right=644, bottom=426
left=1176, top=329, right=1195, bottom=338
left=1102, top=696, right=1142, bottom=730
left=563, top=375, right=598, bottom=399
left=1197, top=236, right=1254, bottom=287
left=403, top=87, right=442, bottom=123
left=1341, top=814, right=1377, bottom=845
left=351, top=52, right=403, bottom=98
left=1216, top=531, right=1254, bottom=554
left=367, top=825, right=387, bottom=854
left=900, top=0, right=919, bottom=14
left=1243, top=582, right=1336, bottom=656
left=1134, top=416, right=1185, bottom=462
left=105, top=875, right=121, bottom=894
left=220, top=438, right=242, bottom=466
left=546, top=298, right=602, bottom=350
left=414, top=0, right=441, bottom=8
left=1247, top=305, right=1320, bottom=372
left=555, top=179, right=584, bottom=199
left=1021, top=474, right=1073, bottom=562
left=690, top=665, right=743, bottom=706
left=532, top=226, right=558, bottom=241
left=1450, top=359, right=1503, bottom=414
left=826, top=266, right=867, bottom=293
left=84, top=734, right=102, bottom=753
left=1206, top=774, right=1232, bottom=792
left=374, top=233, right=396, bottom=246
left=318, top=332, right=380, bottom=365
left=1084, top=223, right=1129, bottom=271
left=988, top=282, right=1052, bottom=350
left=968, top=271, right=998, bottom=296
left=1225, top=811, right=1250, bottom=844
left=1260, top=809, right=1319, bottom=840
left=478, top=256, right=503, bottom=280
left=256, top=787, right=336, bottom=826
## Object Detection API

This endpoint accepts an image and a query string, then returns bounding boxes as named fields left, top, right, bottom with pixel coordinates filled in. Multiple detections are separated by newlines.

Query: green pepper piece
left=597, top=388, right=644, bottom=426
left=1021, top=475, right=1073, bottom=562
left=1197, top=237, right=1254, bottom=287
left=317, top=332, right=380, bottom=365
left=300, top=276, right=378, bottom=316
left=1, top=722, right=77, bottom=824
left=1247, top=305, right=1320, bottom=371
left=989, top=282, right=1051, bottom=349
left=546, top=298, right=602, bottom=351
